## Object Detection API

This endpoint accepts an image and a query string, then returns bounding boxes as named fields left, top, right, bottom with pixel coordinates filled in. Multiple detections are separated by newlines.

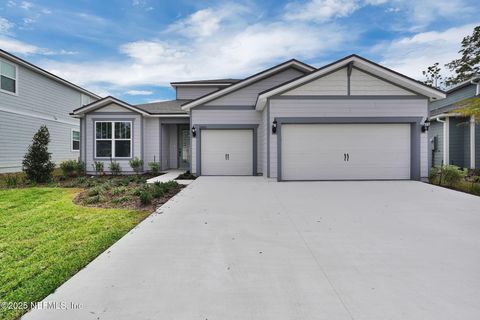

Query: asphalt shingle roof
left=135, top=99, right=190, bottom=114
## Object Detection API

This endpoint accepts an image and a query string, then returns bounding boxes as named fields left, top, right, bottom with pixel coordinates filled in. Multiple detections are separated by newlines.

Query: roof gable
left=255, top=54, right=446, bottom=110
left=181, top=59, right=315, bottom=110
left=71, top=96, right=150, bottom=116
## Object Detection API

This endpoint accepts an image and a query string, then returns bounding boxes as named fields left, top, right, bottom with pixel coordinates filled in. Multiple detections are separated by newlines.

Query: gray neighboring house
left=72, top=54, right=445, bottom=181
left=429, top=76, right=480, bottom=169
left=0, top=49, right=100, bottom=173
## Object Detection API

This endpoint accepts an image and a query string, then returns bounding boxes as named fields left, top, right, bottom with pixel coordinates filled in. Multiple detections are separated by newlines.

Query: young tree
left=422, top=62, right=443, bottom=88
left=22, top=125, right=56, bottom=183
left=445, top=25, right=480, bottom=86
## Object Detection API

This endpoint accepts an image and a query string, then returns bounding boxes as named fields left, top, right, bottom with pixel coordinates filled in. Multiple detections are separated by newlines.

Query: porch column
left=470, top=115, right=476, bottom=168
left=443, top=117, right=450, bottom=165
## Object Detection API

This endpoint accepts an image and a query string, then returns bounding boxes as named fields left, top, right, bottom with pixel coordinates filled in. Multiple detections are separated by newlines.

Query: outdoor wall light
left=191, top=126, right=197, bottom=138
left=422, top=119, right=431, bottom=132
left=272, top=119, right=277, bottom=134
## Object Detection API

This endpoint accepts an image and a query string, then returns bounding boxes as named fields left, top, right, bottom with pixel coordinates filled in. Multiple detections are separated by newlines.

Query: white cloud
left=20, top=1, right=33, bottom=10
left=284, top=0, right=360, bottom=22
left=374, top=23, right=477, bottom=81
left=126, top=90, right=153, bottom=95
left=0, top=17, right=15, bottom=34
left=0, top=37, right=39, bottom=54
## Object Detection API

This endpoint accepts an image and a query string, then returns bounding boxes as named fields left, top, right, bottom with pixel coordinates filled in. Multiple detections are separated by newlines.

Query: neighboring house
left=71, top=54, right=445, bottom=181
left=429, top=76, right=480, bottom=169
left=0, top=49, right=101, bottom=173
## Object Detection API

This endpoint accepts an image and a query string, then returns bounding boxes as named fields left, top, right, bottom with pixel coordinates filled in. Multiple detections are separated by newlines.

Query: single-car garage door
left=281, top=124, right=410, bottom=180
left=201, top=129, right=253, bottom=175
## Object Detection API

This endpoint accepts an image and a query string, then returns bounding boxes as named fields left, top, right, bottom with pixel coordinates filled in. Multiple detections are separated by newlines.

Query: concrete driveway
left=24, top=177, right=480, bottom=320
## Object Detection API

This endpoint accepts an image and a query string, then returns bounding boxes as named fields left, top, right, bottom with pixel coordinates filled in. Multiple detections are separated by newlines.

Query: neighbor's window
left=81, top=94, right=91, bottom=106
left=95, top=121, right=132, bottom=158
left=0, top=60, right=17, bottom=94
left=72, top=130, right=80, bottom=151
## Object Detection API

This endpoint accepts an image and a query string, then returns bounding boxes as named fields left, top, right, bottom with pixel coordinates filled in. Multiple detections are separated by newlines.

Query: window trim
left=71, top=129, right=80, bottom=152
left=94, top=120, right=133, bottom=159
left=0, top=58, right=18, bottom=96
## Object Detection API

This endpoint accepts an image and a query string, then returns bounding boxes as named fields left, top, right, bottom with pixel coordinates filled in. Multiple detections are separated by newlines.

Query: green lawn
left=0, top=188, right=149, bottom=320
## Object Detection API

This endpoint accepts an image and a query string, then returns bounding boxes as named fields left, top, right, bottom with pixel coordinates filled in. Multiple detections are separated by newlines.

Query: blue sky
left=0, top=0, right=479, bottom=104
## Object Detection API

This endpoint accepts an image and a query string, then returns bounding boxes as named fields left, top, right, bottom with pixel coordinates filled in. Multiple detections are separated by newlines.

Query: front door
left=178, top=125, right=190, bottom=169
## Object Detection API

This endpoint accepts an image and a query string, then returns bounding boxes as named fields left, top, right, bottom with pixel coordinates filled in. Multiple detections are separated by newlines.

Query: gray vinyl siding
left=429, top=84, right=477, bottom=112
left=144, top=118, right=160, bottom=166
left=190, top=109, right=262, bottom=174
left=268, top=98, right=429, bottom=178
left=0, top=58, right=97, bottom=173
left=464, top=121, right=470, bottom=167
left=176, top=86, right=220, bottom=100
left=160, top=124, right=170, bottom=169
left=448, top=117, right=467, bottom=167
left=0, top=110, right=79, bottom=173
left=429, top=120, right=444, bottom=167
left=85, top=111, right=142, bottom=174
left=206, top=68, right=305, bottom=106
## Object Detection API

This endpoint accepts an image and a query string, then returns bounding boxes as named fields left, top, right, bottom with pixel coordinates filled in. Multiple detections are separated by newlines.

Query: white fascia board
left=73, top=98, right=149, bottom=116
left=181, top=61, right=314, bottom=111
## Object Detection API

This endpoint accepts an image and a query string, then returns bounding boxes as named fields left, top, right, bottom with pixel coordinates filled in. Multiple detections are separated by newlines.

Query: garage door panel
left=282, top=124, right=410, bottom=180
left=201, top=130, right=253, bottom=176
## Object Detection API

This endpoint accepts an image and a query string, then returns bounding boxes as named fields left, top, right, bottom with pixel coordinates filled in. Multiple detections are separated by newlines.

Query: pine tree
left=422, top=62, right=443, bottom=88
left=445, top=25, right=480, bottom=86
left=22, top=125, right=56, bottom=183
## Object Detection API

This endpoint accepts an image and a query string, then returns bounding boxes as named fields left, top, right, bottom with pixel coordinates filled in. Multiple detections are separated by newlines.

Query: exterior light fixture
left=422, top=119, right=431, bottom=132
left=191, top=126, right=197, bottom=138
left=272, top=119, right=277, bottom=134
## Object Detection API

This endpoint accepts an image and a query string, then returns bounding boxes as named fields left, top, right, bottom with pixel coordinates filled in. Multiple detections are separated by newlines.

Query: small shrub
left=92, top=161, right=104, bottom=175
left=118, top=177, right=131, bottom=186
left=177, top=171, right=196, bottom=180
left=111, top=186, right=127, bottom=196
left=149, top=162, right=160, bottom=175
left=60, top=160, right=78, bottom=177
left=111, top=196, right=131, bottom=204
left=4, top=174, right=19, bottom=188
left=441, top=165, right=465, bottom=187
left=109, top=161, right=122, bottom=175
left=87, top=186, right=105, bottom=197
left=85, top=195, right=101, bottom=204
left=131, top=186, right=145, bottom=196
left=129, top=157, right=144, bottom=175
left=22, top=125, right=56, bottom=183
left=150, top=184, right=165, bottom=198
left=139, top=190, right=152, bottom=205
left=76, top=160, right=86, bottom=176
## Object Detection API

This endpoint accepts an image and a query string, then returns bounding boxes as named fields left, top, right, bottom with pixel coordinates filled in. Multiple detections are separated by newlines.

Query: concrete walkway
left=24, top=177, right=480, bottom=320
left=146, top=169, right=193, bottom=185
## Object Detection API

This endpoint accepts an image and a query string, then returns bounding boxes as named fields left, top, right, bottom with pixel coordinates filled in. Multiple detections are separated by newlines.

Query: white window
left=95, top=121, right=132, bottom=158
left=81, top=94, right=91, bottom=106
left=72, top=130, right=80, bottom=151
left=0, top=60, right=17, bottom=95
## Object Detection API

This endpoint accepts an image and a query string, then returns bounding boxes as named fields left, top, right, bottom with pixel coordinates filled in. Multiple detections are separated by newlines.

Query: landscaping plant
left=59, top=160, right=78, bottom=177
left=149, top=161, right=160, bottom=175
left=92, top=161, right=104, bottom=175
left=109, top=160, right=122, bottom=175
left=129, top=157, right=144, bottom=175
left=22, top=125, right=56, bottom=183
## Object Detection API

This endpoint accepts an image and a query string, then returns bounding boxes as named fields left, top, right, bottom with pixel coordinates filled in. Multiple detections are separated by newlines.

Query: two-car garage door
left=281, top=124, right=411, bottom=180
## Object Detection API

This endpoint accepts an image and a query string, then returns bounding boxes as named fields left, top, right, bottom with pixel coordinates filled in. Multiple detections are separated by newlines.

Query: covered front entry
left=280, top=121, right=415, bottom=181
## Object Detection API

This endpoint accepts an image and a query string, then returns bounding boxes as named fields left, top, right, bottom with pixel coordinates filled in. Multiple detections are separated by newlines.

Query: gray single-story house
left=71, top=54, right=445, bottom=181
left=429, top=76, right=480, bottom=169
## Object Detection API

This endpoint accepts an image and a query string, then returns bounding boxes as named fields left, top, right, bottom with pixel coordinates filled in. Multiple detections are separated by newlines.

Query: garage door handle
left=225, top=153, right=230, bottom=160
left=347, top=153, right=349, bottom=161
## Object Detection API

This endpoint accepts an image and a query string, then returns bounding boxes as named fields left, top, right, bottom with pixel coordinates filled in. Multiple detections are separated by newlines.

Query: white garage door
left=201, top=129, right=253, bottom=175
left=281, top=124, right=411, bottom=180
